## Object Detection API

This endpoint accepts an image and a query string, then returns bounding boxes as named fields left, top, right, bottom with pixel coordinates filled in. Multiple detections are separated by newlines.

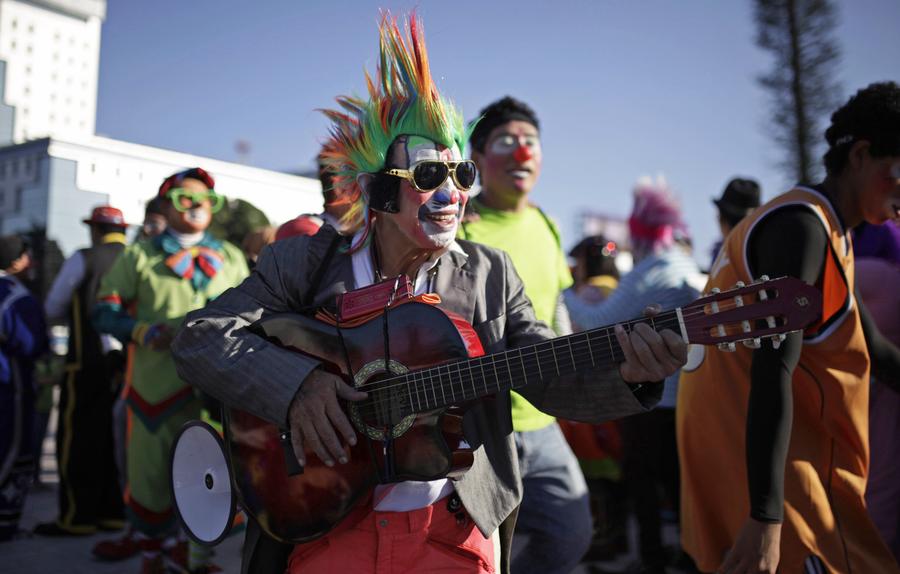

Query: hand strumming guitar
left=616, top=304, right=688, bottom=383
left=287, top=369, right=368, bottom=467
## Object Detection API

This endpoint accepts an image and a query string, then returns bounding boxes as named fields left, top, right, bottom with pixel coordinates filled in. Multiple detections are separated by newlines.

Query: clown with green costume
left=93, top=167, right=248, bottom=574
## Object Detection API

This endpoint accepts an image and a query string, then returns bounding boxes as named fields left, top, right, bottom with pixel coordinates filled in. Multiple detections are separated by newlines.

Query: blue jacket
left=0, top=274, right=48, bottom=387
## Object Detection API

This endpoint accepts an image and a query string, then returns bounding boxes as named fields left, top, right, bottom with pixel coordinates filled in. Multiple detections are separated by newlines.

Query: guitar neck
left=397, top=309, right=682, bottom=416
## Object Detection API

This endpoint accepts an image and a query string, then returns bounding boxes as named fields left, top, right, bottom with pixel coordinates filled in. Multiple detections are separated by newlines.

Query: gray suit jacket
left=172, top=226, right=661, bottom=574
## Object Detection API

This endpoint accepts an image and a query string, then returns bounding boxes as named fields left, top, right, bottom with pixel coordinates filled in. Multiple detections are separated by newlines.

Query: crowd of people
left=1, top=12, right=899, bottom=574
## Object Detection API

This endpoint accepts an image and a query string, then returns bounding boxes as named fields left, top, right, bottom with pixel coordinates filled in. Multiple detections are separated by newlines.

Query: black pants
left=620, top=407, right=680, bottom=568
left=55, top=365, right=123, bottom=528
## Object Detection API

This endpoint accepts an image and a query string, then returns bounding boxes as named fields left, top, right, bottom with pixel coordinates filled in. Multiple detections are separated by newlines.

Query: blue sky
left=95, top=0, right=900, bottom=262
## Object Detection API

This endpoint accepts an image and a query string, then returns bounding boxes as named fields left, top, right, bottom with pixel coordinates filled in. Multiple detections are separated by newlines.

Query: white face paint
left=186, top=207, right=211, bottom=227
left=397, top=136, right=467, bottom=250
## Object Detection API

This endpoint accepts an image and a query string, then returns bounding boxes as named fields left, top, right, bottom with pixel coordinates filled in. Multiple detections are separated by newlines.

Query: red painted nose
left=513, top=145, right=533, bottom=163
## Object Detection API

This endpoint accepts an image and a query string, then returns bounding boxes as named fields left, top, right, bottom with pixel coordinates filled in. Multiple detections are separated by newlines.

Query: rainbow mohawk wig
left=320, top=13, right=473, bottom=228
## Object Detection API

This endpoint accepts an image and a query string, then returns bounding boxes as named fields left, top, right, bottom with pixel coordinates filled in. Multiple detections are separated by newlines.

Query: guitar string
left=352, top=306, right=789, bottom=421
left=345, top=293, right=789, bottom=419
left=353, top=312, right=679, bottom=394
left=351, top=315, right=686, bottom=419
left=353, top=293, right=771, bottom=394
left=352, top=338, right=646, bottom=421
left=351, top=302, right=768, bottom=411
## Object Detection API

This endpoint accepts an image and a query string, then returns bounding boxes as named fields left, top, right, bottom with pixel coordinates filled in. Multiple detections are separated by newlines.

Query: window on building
left=13, top=187, right=22, bottom=213
left=10, top=40, right=16, bottom=50
left=0, top=163, right=6, bottom=177
left=12, top=162, right=18, bottom=175
left=12, top=19, right=17, bottom=29
left=0, top=189, right=5, bottom=207
left=26, top=45, right=32, bottom=54
left=25, top=65, right=31, bottom=75
left=91, top=163, right=96, bottom=173
left=28, top=24, right=34, bottom=33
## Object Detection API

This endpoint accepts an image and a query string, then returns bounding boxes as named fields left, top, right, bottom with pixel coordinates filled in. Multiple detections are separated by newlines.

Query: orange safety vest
left=677, top=187, right=897, bottom=573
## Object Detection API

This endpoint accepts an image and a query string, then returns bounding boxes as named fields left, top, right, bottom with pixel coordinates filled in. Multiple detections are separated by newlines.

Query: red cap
left=158, top=167, right=216, bottom=198
left=275, top=215, right=323, bottom=241
left=83, top=206, right=128, bottom=228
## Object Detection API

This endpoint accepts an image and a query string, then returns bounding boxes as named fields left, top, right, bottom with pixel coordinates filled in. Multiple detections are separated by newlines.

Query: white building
left=0, top=135, right=322, bottom=254
left=0, top=0, right=322, bottom=255
left=0, top=0, right=104, bottom=143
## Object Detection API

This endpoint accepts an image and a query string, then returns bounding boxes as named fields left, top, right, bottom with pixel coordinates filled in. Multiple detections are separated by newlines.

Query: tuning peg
left=718, top=342, right=737, bottom=352
left=734, top=281, right=746, bottom=288
left=759, top=274, right=770, bottom=282
left=743, top=338, right=761, bottom=349
left=770, top=333, right=786, bottom=349
left=710, top=287, right=721, bottom=294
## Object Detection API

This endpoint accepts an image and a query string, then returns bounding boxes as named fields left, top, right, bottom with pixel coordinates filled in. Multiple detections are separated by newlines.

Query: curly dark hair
left=469, top=96, right=540, bottom=154
left=823, top=81, right=900, bottom=175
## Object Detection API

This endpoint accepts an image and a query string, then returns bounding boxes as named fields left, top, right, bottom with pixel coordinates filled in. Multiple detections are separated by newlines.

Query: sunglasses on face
left=166, top=188, right=224, bottom=213
left=385, top=160, right=477, bottom=192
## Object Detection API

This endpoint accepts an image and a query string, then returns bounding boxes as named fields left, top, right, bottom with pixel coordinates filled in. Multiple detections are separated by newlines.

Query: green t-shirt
left=459, top=202, right=573, bottom=431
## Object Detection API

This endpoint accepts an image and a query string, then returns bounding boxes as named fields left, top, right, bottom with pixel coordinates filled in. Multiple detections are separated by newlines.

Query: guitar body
left=226, top=302, right=484, bottom=544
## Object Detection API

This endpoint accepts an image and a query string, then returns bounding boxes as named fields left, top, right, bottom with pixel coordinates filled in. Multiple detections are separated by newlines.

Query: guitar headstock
left=680, top=276, right=821, bottom=351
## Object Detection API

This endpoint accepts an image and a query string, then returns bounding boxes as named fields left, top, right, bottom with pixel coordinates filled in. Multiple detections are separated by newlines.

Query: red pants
left=287, top=495, right=495, bottom=573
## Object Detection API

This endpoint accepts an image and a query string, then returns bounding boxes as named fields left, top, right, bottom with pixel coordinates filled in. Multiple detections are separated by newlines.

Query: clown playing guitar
left=172, top=14, right=688, bottom=574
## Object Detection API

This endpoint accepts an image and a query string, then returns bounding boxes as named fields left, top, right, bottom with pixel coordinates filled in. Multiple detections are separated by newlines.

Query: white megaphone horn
left=169, top=420, right=236, bottom=545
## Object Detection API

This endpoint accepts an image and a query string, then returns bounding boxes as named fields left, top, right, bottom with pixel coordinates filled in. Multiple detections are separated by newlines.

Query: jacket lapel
left=433, top=248, right=478, bottom=324
left=311, top=249, right=355, bottom=311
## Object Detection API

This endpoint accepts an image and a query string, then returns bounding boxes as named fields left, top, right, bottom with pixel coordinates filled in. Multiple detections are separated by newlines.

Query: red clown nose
left=513, top=145, right=533, bottom=163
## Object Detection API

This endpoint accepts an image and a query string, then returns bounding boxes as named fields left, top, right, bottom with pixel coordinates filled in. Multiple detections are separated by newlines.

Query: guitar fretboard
left=375, top=310, right=682, bottom=417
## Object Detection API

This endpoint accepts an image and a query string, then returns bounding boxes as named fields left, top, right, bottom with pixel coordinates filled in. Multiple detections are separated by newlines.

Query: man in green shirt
left=460, top=97, right=590, bottom=574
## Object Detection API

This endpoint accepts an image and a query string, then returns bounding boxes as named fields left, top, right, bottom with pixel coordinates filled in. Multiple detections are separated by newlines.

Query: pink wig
left=628, top=175, right=685, bottom=255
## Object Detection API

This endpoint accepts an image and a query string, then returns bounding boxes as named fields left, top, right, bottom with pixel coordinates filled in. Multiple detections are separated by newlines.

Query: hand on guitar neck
left=287, top=370, right=368, bottom=468
left=616, top=304, right=688, bottom=383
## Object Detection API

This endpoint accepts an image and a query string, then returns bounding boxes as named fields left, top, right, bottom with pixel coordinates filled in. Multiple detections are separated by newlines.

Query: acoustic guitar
left=224, top=275, right=820, bottom=544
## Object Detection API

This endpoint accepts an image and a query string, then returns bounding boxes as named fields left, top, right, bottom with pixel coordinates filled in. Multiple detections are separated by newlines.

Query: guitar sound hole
left=358, top=373, right=409, bottom=429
